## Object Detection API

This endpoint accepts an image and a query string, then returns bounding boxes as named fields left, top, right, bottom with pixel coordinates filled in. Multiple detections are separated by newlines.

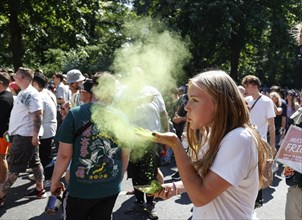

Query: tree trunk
left=229, top=23, right=245, bottom=83
left=8, top=0, right=23, bottom=71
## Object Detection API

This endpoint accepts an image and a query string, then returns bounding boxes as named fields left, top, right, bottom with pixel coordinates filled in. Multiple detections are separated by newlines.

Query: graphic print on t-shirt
left=19, top=92, right=32, bottom=108
left=75, top=123, right=120, bottom=183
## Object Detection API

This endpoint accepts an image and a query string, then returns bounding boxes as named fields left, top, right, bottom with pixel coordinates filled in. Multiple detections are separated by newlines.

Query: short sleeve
left=56, top=86, right=65, bottom=99
left=28, top=92, right=43, bottom=113
left=56, top=110, right=76, bottom=143
left=281, top=102, right=287, bottom=117
left=210, top=129, right=257, bottom=186
left=266, top=99, right=276, bottom=119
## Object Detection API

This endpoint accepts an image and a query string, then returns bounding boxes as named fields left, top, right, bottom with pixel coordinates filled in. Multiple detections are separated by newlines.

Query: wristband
left=172, top=182, right=178, bottom=195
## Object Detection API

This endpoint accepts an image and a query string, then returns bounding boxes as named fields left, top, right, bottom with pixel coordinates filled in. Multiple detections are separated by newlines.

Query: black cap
left=82, top=79, right=93, bottom=94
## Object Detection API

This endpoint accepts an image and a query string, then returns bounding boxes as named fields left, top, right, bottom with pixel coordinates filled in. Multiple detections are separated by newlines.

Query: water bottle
left=45, top=195, right=62, bottom=215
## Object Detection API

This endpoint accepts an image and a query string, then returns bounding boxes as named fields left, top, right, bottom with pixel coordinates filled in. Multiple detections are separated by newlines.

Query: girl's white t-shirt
left=192, top=127, right=259, bottom=220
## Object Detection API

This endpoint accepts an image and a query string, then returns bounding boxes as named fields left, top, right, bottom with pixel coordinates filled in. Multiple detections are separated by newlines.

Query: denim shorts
left=8, top=135, right=41, bottom=173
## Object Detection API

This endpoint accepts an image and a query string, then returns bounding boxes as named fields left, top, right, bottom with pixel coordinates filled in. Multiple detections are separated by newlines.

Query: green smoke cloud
left=91, top=17, right=191, bottom=161
left=113, top=17, right=191, bottom=90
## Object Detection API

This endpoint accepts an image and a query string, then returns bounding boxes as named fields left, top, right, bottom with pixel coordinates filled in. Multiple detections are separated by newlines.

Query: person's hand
left=151, top=132, right=180, bottom=149
left=135, top=128, right=181, bottom=149
left=153, top=183, right=177, bottom=200
left=60, top=101, right=71, bottom=119
left=50, top=181, right=65, bottom=196
left=32, top=136, right=40, bottom=147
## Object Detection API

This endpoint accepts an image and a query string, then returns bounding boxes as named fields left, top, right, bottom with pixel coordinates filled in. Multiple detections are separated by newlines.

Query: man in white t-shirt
left=32, top=72, right=57, bottom=182
left=52, top=73, right=70, bottom=107
left=0, top=67, right=46, bottom=207
left=52, top=72, right=71, bottom=129
left=123, top=85, right=169, bottom=220
left=242, top=75, right=276, bottom=208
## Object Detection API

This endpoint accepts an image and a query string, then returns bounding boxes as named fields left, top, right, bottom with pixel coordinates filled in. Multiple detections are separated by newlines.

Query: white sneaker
left=28, top=174, right=35, bottom=181
left=26, top=168, right=33, bottom=174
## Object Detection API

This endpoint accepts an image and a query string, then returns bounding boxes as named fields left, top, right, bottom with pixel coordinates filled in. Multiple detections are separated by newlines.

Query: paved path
left=0, top=164, right=288, bottom=219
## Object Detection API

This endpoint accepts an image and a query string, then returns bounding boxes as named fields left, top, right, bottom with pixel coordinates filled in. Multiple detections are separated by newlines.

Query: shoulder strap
left=75, top=120, right=93, bottom=138
left=250, top=95, right=262, bottom=110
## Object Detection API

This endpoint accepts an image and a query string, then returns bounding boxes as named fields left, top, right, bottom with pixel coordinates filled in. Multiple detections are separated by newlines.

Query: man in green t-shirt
left=51, top=72, right=130, bottom=220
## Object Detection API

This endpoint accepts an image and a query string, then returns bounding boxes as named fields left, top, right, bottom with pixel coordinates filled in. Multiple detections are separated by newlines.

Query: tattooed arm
left=32, top=109, right=42, bottom=146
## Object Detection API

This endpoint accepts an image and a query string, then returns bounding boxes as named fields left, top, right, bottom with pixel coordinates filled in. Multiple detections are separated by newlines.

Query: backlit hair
left=0, top=71, right=11, bottom=87
left=269, top=91, right=282, bottom=107
left=186, top=70, right=269, bottom=188
left=17, top=67, right=33, bottom=80
left=241, top=75, right=261, bottom=88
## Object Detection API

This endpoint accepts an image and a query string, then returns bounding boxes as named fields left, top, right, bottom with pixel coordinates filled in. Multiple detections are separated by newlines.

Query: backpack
left=261, top=140, right=277, bottom=189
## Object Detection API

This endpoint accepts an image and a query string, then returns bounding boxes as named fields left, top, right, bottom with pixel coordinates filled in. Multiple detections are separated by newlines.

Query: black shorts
left=8, top=135, right=41, bottom=173
left=65, top=193, right=118, bottom=220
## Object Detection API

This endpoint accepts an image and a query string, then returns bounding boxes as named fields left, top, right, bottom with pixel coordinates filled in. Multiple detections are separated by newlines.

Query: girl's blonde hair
left=186, top=70, right=270, bottom=188
left=269, top=91, right=282, bottom=107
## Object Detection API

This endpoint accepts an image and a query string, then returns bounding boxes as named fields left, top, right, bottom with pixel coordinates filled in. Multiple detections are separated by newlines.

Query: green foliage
left=0, top=0, right=135, bottom=73
left=131, top=0, right=301, bottom=88
left=40, top=43, right=119, bottom=77
left=0, top=0, right=301, bottom=88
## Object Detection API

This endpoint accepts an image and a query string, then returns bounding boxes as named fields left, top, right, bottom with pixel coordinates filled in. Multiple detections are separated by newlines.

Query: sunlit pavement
left=0, top=163, right=288, bottom=220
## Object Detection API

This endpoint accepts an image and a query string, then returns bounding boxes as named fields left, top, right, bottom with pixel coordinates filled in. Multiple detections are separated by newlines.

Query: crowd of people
left=0, top=65, right=301, bottom=220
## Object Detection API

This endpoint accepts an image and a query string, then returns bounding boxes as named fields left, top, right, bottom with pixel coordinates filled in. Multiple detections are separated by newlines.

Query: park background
left=0, top=0, right=301, bottom=89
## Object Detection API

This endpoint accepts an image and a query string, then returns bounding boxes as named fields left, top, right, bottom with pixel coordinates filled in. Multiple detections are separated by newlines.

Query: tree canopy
left=0, top=0, right=301, bottom=88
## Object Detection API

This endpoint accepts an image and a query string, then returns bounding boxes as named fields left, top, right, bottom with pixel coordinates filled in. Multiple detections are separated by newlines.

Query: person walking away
left=0, top=67, right=46, bottom=207
left=51, top=72, right=129, bottom=220
left=0, top=71, right=14, bottom=183
left=242, top=75, right=276, bottom=208
left=32, top=72, right=57, bottom=183
left=64, top=79, right=93, bottom=184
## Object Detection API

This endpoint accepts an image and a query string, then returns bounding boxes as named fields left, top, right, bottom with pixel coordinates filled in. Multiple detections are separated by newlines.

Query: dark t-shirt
left=0, top=91, right=14, bottom=136
left=57, top=103, right=124, bottom=199
left=275, top=100, right=287, bottom=134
